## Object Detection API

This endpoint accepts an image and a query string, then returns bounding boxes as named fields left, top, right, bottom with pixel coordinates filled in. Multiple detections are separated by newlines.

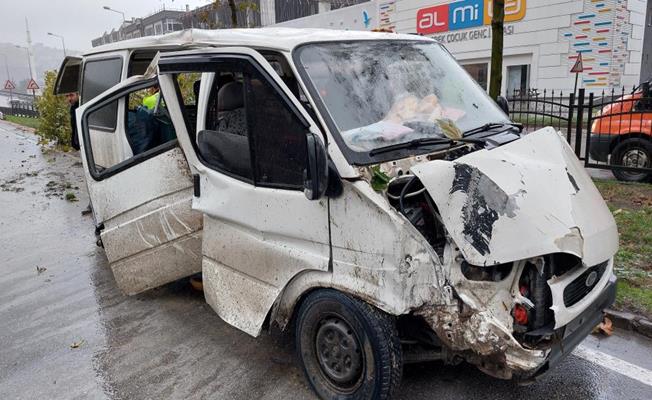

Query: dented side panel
left=194, top=171, right=331, bottom=337
left=328, top=180, right=448, bottom=314
left=101, top=188, right=203, bottom=294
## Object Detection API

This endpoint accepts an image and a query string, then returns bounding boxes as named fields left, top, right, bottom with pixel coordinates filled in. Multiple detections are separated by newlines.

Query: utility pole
left=24, top=17, right=39, bottom=95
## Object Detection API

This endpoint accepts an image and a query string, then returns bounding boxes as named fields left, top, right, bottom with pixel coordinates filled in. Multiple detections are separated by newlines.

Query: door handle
left=193, top=174, right=200, bottom=197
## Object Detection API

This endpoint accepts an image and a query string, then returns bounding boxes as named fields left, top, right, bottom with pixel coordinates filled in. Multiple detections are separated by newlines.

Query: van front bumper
left=527, top=273, right=617, bottom=380
left=417, top=273, right=617, bottom=380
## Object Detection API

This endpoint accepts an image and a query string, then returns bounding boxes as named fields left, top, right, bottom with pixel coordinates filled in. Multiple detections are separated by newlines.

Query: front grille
left=563, top=261, right=608, bottom=307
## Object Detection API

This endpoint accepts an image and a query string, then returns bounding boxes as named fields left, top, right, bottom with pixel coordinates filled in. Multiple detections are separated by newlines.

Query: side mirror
left=304, top=132, right=328, bottom=200
left=496, top=95, right=510, bottom=116
left=641, top=81, right=650, bottom=97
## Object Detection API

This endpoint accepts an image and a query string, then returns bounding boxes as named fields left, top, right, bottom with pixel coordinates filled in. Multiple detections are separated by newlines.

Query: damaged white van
left=55, top=29, right=618, bottom=400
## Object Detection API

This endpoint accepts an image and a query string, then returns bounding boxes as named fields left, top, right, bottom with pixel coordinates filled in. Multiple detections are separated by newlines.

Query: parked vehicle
left=590, top=80, right=652, bottom=182
left=55, top=28, right=618, bottom=400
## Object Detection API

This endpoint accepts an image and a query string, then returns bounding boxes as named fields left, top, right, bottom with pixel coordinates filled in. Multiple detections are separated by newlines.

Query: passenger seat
left=217, top=82, right=246, bottom=136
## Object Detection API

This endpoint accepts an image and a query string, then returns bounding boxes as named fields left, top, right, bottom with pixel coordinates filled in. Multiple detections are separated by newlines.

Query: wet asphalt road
left=1, top=120, right=651, bottom=400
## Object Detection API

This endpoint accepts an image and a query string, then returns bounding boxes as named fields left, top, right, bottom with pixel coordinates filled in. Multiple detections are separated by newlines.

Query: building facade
left=276, top=0, right=651, bottom=93
left=92, top=8, right=188, bottom=47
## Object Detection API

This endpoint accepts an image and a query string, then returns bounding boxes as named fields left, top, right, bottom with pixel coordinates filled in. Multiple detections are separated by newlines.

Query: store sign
left=417, top=0, right=526, bottom=35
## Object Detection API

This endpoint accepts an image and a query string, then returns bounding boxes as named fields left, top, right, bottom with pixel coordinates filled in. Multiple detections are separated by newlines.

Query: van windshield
left=295, top=40, right=509, bottom=160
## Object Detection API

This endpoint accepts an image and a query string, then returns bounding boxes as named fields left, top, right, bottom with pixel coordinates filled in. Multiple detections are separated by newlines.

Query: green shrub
left=34, top=70, right=73, bottom=147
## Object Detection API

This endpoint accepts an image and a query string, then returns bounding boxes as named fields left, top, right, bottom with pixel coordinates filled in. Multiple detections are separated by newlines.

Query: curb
left=605, top=309, right=652, bottom=339
left=1, top=119, right=37, bottom=133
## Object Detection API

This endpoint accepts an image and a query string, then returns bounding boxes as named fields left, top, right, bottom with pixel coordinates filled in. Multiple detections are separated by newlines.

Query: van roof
left=84, top=28, right=431, bottom=56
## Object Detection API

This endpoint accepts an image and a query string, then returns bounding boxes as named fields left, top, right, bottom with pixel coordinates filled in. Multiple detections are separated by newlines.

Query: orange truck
left=590, top=81, right=652, bottom=182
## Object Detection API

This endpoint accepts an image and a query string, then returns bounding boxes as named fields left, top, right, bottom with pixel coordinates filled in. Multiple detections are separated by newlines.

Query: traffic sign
left=570, top=52, right=584, bottom=73
left=4, top=80, right=15, bottom=90
left=26, top=79, right=39, bottom=90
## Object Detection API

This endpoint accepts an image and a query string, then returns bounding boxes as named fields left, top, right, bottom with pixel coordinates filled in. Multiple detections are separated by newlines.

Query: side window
left=176, top=72, right=202, bottom=134
left=85, top=81, right=177, bottom=175
left=247, top=73, right=307, bottom=188
left=190, top=61, right=309, bottom=189
left=124, top=83, right=176, bottom=156
left=82, top=58, right=123, bottom=130
left=196, top=69, right=252, bottom=180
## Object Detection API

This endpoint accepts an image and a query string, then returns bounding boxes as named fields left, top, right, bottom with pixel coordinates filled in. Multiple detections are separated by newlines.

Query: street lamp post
left=103, top=5, right=126, bottom=22
left=1, top=53, right=13, bottom=103
left=103, top=6, right=127, bottom=40
left=1, top=54, right=11, bottom=82
left=47, top=32, right=67, bottom=57
left=15, top=45, right=35, bottom=101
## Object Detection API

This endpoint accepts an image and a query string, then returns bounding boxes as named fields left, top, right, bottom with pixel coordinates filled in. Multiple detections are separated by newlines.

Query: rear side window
left=82, top=57, right=123, bottom=130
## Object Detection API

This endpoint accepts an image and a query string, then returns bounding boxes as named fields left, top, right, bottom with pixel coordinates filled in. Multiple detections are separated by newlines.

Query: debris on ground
left=593, top=316, right=614, bottom=336
left=36, top=266, right=47, bottom=275
left=70, top=339, right=85, bottom=349
left=65, top=192, right=78, bottom=202
left=190, top=276, right=204, bottom=292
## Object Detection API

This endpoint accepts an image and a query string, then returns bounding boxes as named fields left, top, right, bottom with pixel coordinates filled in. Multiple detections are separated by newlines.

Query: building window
left=154, top=22, right=163, bottom=35
left=145, top=26, right=154, bottom=36
left=462, top=63, right=488, bottom=91
left=507, top=65, right=530, bottom=96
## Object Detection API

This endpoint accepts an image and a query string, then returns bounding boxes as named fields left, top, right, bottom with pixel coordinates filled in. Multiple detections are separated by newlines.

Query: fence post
left=574, top=89, right=585, bottom=158
left=567, top=92, right=575, bottom=144
left=584, top=93, right=594, bottom=165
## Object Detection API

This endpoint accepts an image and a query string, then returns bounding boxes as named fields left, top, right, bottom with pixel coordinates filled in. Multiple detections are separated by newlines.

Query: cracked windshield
left=297, top=40, right=509, bottom=153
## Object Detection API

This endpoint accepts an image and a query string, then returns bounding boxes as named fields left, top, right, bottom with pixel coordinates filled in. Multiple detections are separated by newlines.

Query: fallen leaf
left=592, top=316, right=613, bottom=336
left=613, top=209, right=622, bottom=215
left=70, top=339, right=85, bottom=349
left=36, top=266, right=47, bottom=274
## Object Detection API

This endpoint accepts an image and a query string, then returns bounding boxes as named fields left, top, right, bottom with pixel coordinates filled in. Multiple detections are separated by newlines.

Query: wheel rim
left=314, top=316, right=363, bottom=389
left=621, top=148, right=649, bottom=169
left=620, top=147, right=650, bottom=178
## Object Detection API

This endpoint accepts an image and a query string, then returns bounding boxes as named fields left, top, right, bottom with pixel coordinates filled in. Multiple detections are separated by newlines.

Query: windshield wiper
left=368, top=137, right=481, bottom=157
left=463, top=122, right=523, bottom=137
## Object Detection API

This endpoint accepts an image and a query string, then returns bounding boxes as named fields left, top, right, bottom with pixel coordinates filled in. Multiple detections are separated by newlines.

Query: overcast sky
left=0, top=0, right=210, bottom=52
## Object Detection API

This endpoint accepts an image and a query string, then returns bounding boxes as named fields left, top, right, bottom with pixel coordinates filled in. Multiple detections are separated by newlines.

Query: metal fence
left=507, top=84, right=652, bottom=182
left=0, top=102, right=39, bottom=118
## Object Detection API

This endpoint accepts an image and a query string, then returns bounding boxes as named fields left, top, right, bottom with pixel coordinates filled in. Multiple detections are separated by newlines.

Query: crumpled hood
left=410, top=127, right=618, bottom=267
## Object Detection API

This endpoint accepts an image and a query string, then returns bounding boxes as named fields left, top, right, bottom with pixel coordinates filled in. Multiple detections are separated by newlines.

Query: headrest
left=218, top=81, right=244, bottom=111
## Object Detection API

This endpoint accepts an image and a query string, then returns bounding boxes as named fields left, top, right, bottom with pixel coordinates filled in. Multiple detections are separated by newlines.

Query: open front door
left=77, top=74, right=203, bottom=295
left=158, top=48, right=331, bottom=336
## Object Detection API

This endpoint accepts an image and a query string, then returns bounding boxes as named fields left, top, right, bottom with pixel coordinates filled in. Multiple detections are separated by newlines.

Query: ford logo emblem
left=585, top=271, right=598, bottom=287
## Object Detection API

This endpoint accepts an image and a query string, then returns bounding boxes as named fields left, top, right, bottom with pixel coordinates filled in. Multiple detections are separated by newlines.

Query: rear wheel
left=610, top=138, right=652, bottom=182
left=296, top=289, right=403, bottom=400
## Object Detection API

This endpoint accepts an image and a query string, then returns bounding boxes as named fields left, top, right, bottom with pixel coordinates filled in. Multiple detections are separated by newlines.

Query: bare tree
left=489, top=0, right=505, bottom=100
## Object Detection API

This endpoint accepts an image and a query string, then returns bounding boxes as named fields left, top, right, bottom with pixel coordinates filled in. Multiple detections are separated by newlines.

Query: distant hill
left=0, top=42, right=81, bottom=94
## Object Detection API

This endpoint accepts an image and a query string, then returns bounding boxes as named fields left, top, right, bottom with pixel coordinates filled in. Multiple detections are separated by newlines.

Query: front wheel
left=296, top=289, right=403, bottom=400
left=610, top=138, right=652, bottom=182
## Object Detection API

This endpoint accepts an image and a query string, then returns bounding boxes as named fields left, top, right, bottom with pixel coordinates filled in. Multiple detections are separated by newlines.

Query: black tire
left=610, top=138, right=652, bottom=182
left=295, top=289, right=403, bottom=400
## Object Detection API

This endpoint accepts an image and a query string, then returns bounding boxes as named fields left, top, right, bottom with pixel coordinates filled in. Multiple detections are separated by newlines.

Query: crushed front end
left=366, top=128, right=619, bottom=380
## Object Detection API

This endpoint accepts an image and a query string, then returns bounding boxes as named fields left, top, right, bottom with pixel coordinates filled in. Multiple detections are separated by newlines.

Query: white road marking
left=574, top=344, right=652, bottom=387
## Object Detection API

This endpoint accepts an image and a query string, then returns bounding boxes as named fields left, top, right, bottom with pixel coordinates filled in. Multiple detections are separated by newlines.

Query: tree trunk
left=489, top=0, right=505, bottom=100
left=228, top=0, right=238, bottom=28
